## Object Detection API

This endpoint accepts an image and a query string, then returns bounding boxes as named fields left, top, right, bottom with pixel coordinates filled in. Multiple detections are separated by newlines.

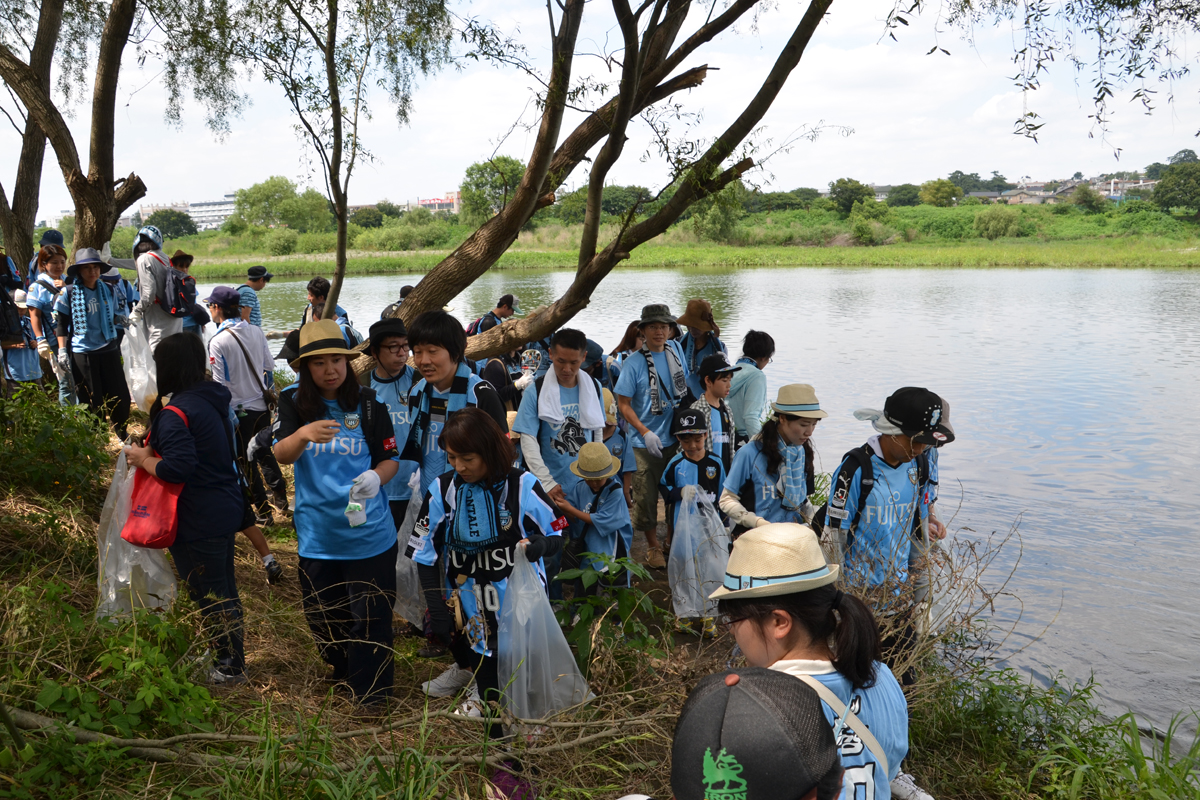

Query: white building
left=188, top=194, right=237, bottom=230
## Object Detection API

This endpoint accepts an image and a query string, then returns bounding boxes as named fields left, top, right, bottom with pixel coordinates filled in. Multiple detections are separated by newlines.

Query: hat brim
left=288, top=347, right=360, bottom=371
left=911, top=424, right=955, bottom=446
left=66, top=261, right=103, bottom=279
left=675, top=312, right=714, bottom=332
left=673, top=428, right=707, bottom=437
left=708, top=563, right=840, bottom=601
left=771, top=403, right=828, bottom=419
left=570, top=455, right=622, bottom=481
left=638, top=316, right=675, bottom=327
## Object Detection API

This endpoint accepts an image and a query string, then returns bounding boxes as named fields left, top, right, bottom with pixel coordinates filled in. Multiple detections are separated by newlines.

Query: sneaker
left=646, top=546, right=666, bottom=569
left=891, top=771, right=934, bottom=800
left=701, top=617, right=719, bottom=639
left=454, top=684, right=485, bottom=718
left=264, top=559, right=284, bottom=585
left=421, top=663, right=474, bottom=697
left=208, top=667, right=248, bottom=687
left=417, top=641, right=449, bottom=658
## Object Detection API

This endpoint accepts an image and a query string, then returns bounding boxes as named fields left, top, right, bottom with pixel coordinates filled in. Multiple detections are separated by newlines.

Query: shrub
left=265, top=228, right=298, bottom=255
left=353, top=221, right=454, bottom=251
left=974, top=205, right=1022, bottom=240
left=1119, top=199, right=1158, bottom=215
left=850, top=198, right=891, bottom=221
left=0, top=385, right=109, bottom=501
left=295, top=231, right=337, bottom=253
left=1072, top=184, right=1110, bottom=214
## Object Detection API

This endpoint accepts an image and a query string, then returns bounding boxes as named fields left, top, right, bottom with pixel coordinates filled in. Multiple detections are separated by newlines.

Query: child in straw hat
left=600, top=387, right=636, bottom=507
left=557, top=442, right=634, bottom=590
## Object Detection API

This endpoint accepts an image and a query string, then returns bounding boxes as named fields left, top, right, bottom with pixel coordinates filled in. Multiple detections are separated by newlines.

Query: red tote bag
left=121, top=406, right=188, bottom=549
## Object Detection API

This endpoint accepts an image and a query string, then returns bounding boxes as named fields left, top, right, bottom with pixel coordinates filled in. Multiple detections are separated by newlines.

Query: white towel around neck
left=538, top=368, right=606, bottom=433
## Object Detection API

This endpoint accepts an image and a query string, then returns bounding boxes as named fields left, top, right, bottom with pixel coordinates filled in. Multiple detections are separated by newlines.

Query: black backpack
left=149, top=253, right=196, bottom=318
left=466, top=314, right=487, bottom=335
left=812, top=443, right=931, bottom=551
left=0, top=285, right=22, bottom=347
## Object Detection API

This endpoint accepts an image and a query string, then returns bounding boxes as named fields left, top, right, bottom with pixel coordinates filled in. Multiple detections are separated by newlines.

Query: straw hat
left=569, top=442, right=621, bottom=481
left=676, top=298, right=719, bottom=334
left=708, top=523, right=839, bottom=600
left=602, top=388, right=617, bottom=426
left=506, top=410, right=520, bottom=440
left=770, top=384, right=828, bottom=419
left=290, top=319, right=361, bottom=369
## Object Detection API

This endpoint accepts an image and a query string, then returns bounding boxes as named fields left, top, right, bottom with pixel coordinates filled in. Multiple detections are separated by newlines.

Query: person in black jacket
left=124, top=333, right=248, bottom=685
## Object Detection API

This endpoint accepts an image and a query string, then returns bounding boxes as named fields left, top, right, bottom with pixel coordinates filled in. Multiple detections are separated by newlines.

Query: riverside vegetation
left=75, top=200, right=1200, bottom=280
left=2, top=387, right=1198, bottom=798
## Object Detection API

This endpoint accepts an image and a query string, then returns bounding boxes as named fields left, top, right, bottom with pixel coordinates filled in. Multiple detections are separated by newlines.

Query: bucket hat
left=855, top=386, right=954, bottom=446
left=569, top=441, right=621, bottom=481
left=671, top=667, right=841, bottom=800
left=369, top=317, right=408, bottom=343
left=66, top=248, right=105, bottom=280
left=708, top=523, right=839, bottom=601
left=770, top=384, right=828, bottom=419
left=290, top=319, right=361, bottom=369
left=638, top=303, right=675, bottom=327
left=676, top=298, right=719, bottom=333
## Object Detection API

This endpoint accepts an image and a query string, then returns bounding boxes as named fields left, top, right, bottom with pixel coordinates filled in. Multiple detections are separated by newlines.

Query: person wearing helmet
left=115, top=225, right=181, bottom=350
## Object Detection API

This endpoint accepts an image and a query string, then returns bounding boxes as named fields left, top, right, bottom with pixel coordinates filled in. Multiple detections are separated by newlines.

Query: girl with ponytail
left=711, top=523, right=928, bottom=800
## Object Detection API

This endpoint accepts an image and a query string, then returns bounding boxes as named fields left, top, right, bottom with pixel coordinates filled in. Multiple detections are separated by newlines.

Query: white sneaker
left=420, top=664, right=474, bottom=697
left=891, top=771, right=934, bottom=800
left=455, top=684, right=485, bottom=718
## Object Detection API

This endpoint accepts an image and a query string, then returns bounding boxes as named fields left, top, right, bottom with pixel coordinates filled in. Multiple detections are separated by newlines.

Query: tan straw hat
left=290, top=319, right=361, bottom=369
left=770, top=384, right=828, bottom=419
left=708, top=523, right=839, bottom=600
left=602, top=388, right=617, bottom=426
left=506, top=410, right=520, bottom=440
left=569, top=441, right=621, bottom=481
left=675, top=298, right=719, bottom=333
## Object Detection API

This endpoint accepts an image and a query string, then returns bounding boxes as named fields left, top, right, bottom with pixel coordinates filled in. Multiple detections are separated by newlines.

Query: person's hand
left=56, top=351, right=70, bottom=372
left=680, top=485, right=697, bottom=504
left=929, top=513, right=947, bottom=540
left=301, top=419, right=340, bottom=444
left=350, top=469, right=381, bottom=500
left=642, top=430, right=663, bottom=459
left=514, top=373, right=533, bottom=390
left=548, top=485, right=567, bottom=507
left=127, top=308, right=142, bottom=327
left=125, top=442, right=153, bottom=469
left=100, top=242, right=113, bottom=265
left=754, top=516, right=771, bottom=528
left=37, top=340, right=52, bottom=360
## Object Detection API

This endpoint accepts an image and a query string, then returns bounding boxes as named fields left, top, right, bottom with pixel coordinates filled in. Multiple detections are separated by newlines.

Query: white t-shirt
left=208, top=319, right=274, bottom=412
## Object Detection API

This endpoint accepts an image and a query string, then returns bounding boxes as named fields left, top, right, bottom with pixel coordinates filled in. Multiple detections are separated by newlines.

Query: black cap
left=671, top=668, right=842, bottom=800
left=248, top=265, right=274, bottom=280
left=700, top=352, right=741, bottom=381
left=275, top=329, right=302, bottom=362
left=369, top=317, right=408, bottom=343
left=671, top=407, right=707, bottom=437
left=883, top=387, right=955, bottom=446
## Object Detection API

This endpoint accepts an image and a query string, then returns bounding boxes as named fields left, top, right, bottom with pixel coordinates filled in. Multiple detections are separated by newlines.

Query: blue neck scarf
left=449, top=478, right=506, bottom=554
left=70, top=280, right=117, bottom=343
left=779, top=436, right=807, bottom=511
left=683, top=332, right=719, bottom=373
left=409, top=361, right=476, bottom=452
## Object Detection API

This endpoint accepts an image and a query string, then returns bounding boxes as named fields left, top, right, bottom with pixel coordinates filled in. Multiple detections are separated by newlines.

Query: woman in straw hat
left=720, top=384, right=826, bottom=535
left=273, top=319, right=401, bottom=707
left=675, top=298, right=727, bottom=399
left=713, top=523, right=932, bottom=800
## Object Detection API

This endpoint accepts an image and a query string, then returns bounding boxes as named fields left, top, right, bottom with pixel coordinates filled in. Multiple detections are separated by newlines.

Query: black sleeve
left=522, top=530, right=561, bottom=562
left=480, top=359, right=521, bottom=407
left=365, top=395, right=398, bottom=468
left=55, top=311, right=72, bottom=339
left=273, top=388, right=303, bottom=442
left=474, top=384, right=508, bottom=432
left=417, top=562, right=452, bottom=634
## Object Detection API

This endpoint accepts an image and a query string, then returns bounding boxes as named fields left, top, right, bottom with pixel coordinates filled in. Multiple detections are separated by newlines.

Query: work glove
left=100, top=242, right=113, bottom=265
left=642, top=430, right=663, bottom=459
left=514, top=373, right=533, bottom=390
left=56, top=351, right=71, bottom=373
left=37, top=340, right=52, bottom=361
left=680, top=484, right=697, bottom=505
left=350, top=469, right=381, bottom=500
left=127, top=308, right=142, bottom=327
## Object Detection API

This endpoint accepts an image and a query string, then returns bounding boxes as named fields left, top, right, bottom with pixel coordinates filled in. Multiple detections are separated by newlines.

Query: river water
left=198, top=266, right=1200, bottom=733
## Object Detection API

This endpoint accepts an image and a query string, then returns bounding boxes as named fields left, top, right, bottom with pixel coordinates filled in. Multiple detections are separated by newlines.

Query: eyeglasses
left=717, top=613, right=749, bottom=630
left=380, top=343, right=409, bottom=354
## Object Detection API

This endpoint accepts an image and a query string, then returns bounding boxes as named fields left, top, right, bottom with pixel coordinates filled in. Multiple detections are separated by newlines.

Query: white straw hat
left=708, top=523, right=838, bottom=600
left=569, top=441, right=621, bottom=480
left=770, top=384, right=828, bottom=419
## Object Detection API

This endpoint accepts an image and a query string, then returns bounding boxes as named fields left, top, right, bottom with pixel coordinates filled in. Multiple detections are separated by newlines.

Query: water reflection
left=196, top=266, right=1200, bottom=732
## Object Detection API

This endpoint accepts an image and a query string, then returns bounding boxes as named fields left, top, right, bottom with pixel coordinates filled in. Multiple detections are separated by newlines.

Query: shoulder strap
left=792, top=674, right=889, bottom=778
left=163, top=405, right=189, bottom=426
left=534, top=374, right=545, bottom=396
left=221, top=326, right=269, bottom=390
left=36, top=277, right=61, bottom=296
left=847, top=445, right=875, bottom=528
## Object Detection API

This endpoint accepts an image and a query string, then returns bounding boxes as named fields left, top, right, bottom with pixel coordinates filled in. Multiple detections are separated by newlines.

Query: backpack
left=149, top=253, right=195, bottom=318
left=466, top=314, right=486, bottom=336
left=0, top=285, right=22, bottom=347
left=812, top=443, right=931, bottom=552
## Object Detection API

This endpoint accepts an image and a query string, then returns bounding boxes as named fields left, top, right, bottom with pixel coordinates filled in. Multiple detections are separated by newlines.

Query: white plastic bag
left=667, top=492, right=731, bottom=619
left=120, top=321, right=158, bottom=413
left=498, top=548, right=592, bottom=720
left=97, top=452, right=177, bottom=617
left=393, top=488, right=427, bottom=627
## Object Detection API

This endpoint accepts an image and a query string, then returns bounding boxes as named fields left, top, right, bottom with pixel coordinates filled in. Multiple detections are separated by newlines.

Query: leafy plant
left=266, top=228, right=299, bottom=255
left=974, top=205, right=1022, bottom=240
left=0, top=384, right=110, bottom=501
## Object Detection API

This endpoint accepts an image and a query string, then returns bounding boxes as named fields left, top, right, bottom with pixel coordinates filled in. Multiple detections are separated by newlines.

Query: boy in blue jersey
left=600, top=388, right=636, bottom=508
left=616, top=303, right=691, bottom=569
left=556, top=442, right=634, bottom=592
left=659, top=408, right=726, bottom=534
left=367, top=317, right=419, bottom=529
left=688, top=352, right=739, bottom=474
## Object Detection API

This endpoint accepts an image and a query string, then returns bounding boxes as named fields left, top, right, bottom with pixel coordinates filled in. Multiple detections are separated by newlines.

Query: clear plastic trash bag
left=498, top=547, right=592, bottom=720
left=393, top=474, right=427, bottom=627
left=120, top=321, right=158, bottom=413
left=667, top=492, right=731, bottom=619
left=97, top=452, right=177, bottom=617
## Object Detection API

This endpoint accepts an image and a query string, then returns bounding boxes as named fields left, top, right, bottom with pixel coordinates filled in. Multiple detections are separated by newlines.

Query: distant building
left=871, top=185, right=891, bottom=202
left=45, top=210, right=73, bottom=228
left=140, top=201, right=189, bottom=218
left=967, top=191, right=1001, bottom=201
left=1001, top=189, right=1049, bottom=205
left=188, top=194, right=237, bottom=230
left=410, top=191, right=461, bottom=214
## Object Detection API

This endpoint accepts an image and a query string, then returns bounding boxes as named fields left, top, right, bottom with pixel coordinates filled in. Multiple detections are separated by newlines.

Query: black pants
left=237, top=408, right=285, bottom=512
left=72, top=347, right=130, bottom=435
left=450, top=634, right=502, bottom=737
left=880, top=615, right=918, bottom=687
left=388, top=499, right=410, bottom=532
left=169, top=534, right=245, bottom=674
left=298, top=542, right=398, bottom=703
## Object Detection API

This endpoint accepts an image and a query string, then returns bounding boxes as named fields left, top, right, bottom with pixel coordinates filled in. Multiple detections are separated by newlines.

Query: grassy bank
left=184, top=237, right=1200, bottom=280
left=2, top=390, right=1197, bottom=798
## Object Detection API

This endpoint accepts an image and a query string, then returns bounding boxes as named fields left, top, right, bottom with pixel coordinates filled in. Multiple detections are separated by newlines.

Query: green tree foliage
left=974, top=205, right=1021, bottom=239
left=131, top=210, right=143, bottom=227
left=1168, top=149, right=1198, bottom=165
left=850, top=198, right=890, bottom=221
left=233, top=177, right=333, bottom=232
left=741, top=188, right=820, bottom=213
left=57, top=217, right=76, bottom=249
left=1152, top=162, right=1200, bottom=214
left=460, top=156, right=525, bottom=226
left=947, top=170, right=1013, bottom=193
left=692, top=182, right=745, bottom=242
left=1072, top=184, right=1110, bottom=214
left=266, top=228, right=298, bottom=256
left=402, top=206, right=434, bottom=226
left=887, top=183, right=921, bottom=207
left=601, top=185, right=649, bottom=217
left=351, top=206, right=383, bottom=228
left=1145, top=163, right=1168, bottom=180
left=828, top=178, right=875, bottom=214
left=143, top=209, right=198, bottom=239
left=284, top=189, right=335, bottom=233
left=376, top=199, right=402, bottom=218
left=1073, top=171, right=1084, bottom=180
left=919, top=179, right=964, bottom=207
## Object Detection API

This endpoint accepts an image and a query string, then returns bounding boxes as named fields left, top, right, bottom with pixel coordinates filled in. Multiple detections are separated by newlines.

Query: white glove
left=100, top=242, right=113, bottom=265
left=57, top=351, right=71, bottom=372
left=37, top=340, right=52, bottom=360
left=350, top=469, right=381, bottom=500
left=680, top=484, right=697, bottom=504
left=128, top=308, right=142, bottom=327
left=754, top=516, right=772, bottom=528
left=642, top=430, right=663, bottom=459
left=514, top=373, right=533, bottom=390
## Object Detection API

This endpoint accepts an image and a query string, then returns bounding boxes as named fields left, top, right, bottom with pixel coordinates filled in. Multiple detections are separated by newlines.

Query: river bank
left=183, top=237, right=1200, bottom=279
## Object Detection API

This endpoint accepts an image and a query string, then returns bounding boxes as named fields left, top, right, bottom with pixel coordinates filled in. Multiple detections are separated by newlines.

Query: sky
left=4, top=0, right=1198, bottom=220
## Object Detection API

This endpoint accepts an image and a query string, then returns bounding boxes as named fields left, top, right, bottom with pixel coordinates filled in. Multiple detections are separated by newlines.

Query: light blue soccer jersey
left=513, top=381, right=597, bottom=492
left=54, top=283, right=118, bottom=352
left=613, top=340, right=689, bottom=449
left=371, top=366, right=418, bottom=502
left=723, top=440, right=804, bottom=525
left=25, top=278, right=60, bottom=339
left=679, top=332, right=727, bottom=398
left=565, top=478, right=633, bottom=577
left=603, top=427, right=637, bottom=474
